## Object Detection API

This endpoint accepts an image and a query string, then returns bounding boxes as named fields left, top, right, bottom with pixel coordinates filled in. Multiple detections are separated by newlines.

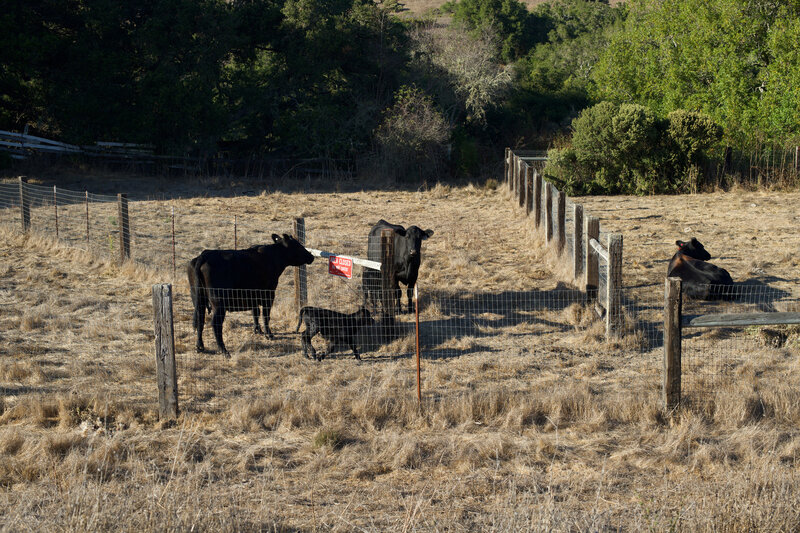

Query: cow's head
left=399, top=226, right=434, bottom=258
left=676, top=238, right=711, bottom=261
left=273, top=233, right=315, bottom=266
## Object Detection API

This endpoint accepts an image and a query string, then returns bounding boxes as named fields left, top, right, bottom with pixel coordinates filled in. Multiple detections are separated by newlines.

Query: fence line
left=504, top=149, right=624, bottom=340
left=663, top=277, right=800, bottom=410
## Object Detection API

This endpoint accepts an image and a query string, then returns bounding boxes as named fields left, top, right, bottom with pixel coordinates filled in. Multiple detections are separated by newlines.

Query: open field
left=1, top=169, right=800, bottom=530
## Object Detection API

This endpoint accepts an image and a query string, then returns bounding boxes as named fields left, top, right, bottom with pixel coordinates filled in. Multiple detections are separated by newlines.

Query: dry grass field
left=1, top=167, right=800, bottom=531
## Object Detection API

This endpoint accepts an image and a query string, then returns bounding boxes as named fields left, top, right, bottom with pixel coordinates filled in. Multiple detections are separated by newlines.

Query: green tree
left=447, top=0, right=535, bottom=62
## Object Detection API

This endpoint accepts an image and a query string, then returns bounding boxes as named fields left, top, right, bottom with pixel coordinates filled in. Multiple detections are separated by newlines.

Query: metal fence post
left=152, top=283, right=179, bottom=419
left=664, top=277, right=682, bottom=411
left=294, top=217, right=308, bottom=313
left=18, top=177, right=30, bottom=232
left=117, top=193, right=130, bottom=263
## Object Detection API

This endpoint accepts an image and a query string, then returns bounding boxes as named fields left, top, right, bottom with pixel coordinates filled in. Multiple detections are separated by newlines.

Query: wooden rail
left=683, top=311, right=800, bottom=328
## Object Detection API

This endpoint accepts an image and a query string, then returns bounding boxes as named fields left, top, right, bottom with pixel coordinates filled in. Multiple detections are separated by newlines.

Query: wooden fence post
left=664, top=277, right=682, bottom=411
left=380, top=229, right=396, bottom=325
left=518, top=162, right=526, bottom=208
left=533, top=171, right=542, bottom=229
left=152, top=283, right=179, bottom=419
left=556, top=188, right=565, bottom=254
left=573, top=203, right=584, bottom=281
left=504, top=148, right=511, bottom=189
left=512, top=154, right=519, bottom=197
left=525, top=165, right=533, bottom=216
left=117, top=193, right=130, bottom=263
left=294, top=217, right=308, bottom=313
left=18, top=177, right=30, bottom=232
left=585, top=215, right=599, bottom=300
left=605, top=233, right=623, bottom=338
left=545, top=182, right=553, bottom=245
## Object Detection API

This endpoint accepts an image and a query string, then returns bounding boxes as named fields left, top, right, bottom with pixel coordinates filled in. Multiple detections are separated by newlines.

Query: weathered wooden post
left=664, top=277, right=682, bottom=411
left=117, top=193, right=130, bottom=263
left=18, top=177, right=30, bottom=232
left=545, top=182, right=553, bottom=245
left=533, top=171, right=542, bottom=229
left=152, top=283, right=178, bottom=419
left=605, top=233, right=623, bottom=338
left=504, top=148, right=511, bottom=189
left=585, top=215, right=599, bottom=300
left=556, top=188, right=565, bottom=254
left=525, top=165, right=533, bottom=216
left=294, top=217, right=308, bottom=313
left=512, top=154, right=519, bottom=197
left=380, top=229, right=396, bottom=325
left=518, top=162, right=526, bottom=208
left=573, top=204, right=584, bottom=281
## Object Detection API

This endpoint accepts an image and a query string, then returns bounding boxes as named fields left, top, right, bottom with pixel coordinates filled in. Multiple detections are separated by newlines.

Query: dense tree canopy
left=2, top=0, right=799, bottom=188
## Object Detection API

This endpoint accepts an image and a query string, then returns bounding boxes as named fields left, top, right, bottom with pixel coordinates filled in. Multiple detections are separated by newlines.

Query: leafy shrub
left=375, top=86, right=452, bottom=182
left=545, top=102, right=722, bottom=195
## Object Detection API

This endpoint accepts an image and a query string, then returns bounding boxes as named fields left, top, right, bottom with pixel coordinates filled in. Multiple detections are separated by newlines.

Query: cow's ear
left=272, top=234, right=282, bottom=243
left=395, top=227, right=406, bottom=237
left=423, top=229, right=434, bottom=239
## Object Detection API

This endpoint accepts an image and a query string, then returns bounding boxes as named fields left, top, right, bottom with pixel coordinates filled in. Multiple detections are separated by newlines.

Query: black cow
left=667, top=238, right=735, bottom=300
left=362, top=220, right=434, bottom=314
left=189, top=233, right=314, bottom=356
left=295, top=306, right=373, bottom=361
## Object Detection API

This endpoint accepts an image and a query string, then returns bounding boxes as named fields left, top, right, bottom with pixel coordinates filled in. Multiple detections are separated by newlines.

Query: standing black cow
left=667, top=237, right=735, bottom=300
left=188, top=233, right=314, bottom=356
left=362, top=220, right=434, bottom=314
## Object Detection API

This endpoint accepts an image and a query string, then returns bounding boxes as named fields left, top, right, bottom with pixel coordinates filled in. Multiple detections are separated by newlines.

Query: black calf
left=296, top=306, right=373, bottom=361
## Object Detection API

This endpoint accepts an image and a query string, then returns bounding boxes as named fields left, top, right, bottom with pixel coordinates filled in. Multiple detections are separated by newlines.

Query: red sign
left=328, top=255, right=353, bottom=279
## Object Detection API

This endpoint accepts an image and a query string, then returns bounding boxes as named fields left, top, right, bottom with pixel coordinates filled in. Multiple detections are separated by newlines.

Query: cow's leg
left=393, top=280, right=402, bottom=315
left=262, top=291, right=276, bottom=339
left=194, top=297, right=207, bottom=352
left=211, top=306, right=229, bottom=357
left=252, top=306, right=263, bottom=335
left=406, top=285, right=415, bottom=314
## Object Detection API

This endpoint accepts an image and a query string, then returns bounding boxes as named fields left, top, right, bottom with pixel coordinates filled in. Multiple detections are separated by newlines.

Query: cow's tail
left=296, top=307, right=307, bottom=333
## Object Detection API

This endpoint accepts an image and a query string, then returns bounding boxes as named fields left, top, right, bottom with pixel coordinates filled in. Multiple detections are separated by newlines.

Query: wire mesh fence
left=680, top=284, right=800, bottom=407
left=167, top=285, right=665, bottom=412
left=0, top=286, right=155, bottom=412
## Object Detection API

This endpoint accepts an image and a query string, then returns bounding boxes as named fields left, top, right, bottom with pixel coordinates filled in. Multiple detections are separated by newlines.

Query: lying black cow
left=296, top=306, right=373, bottom=361
left=667, top=238, right=735, bottom=300
left=189, top=233, right=315, bottom=356
left=362, top=219, right=434, bottom=315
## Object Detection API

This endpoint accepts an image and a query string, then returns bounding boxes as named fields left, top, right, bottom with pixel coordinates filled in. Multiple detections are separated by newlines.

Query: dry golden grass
left=1, top=170, right=799, bottom=530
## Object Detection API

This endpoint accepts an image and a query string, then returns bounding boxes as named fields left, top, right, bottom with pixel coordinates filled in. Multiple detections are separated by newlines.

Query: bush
left=375, top=86, right=452, bottom=182
left=545, top=102, right=722, bottom=195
